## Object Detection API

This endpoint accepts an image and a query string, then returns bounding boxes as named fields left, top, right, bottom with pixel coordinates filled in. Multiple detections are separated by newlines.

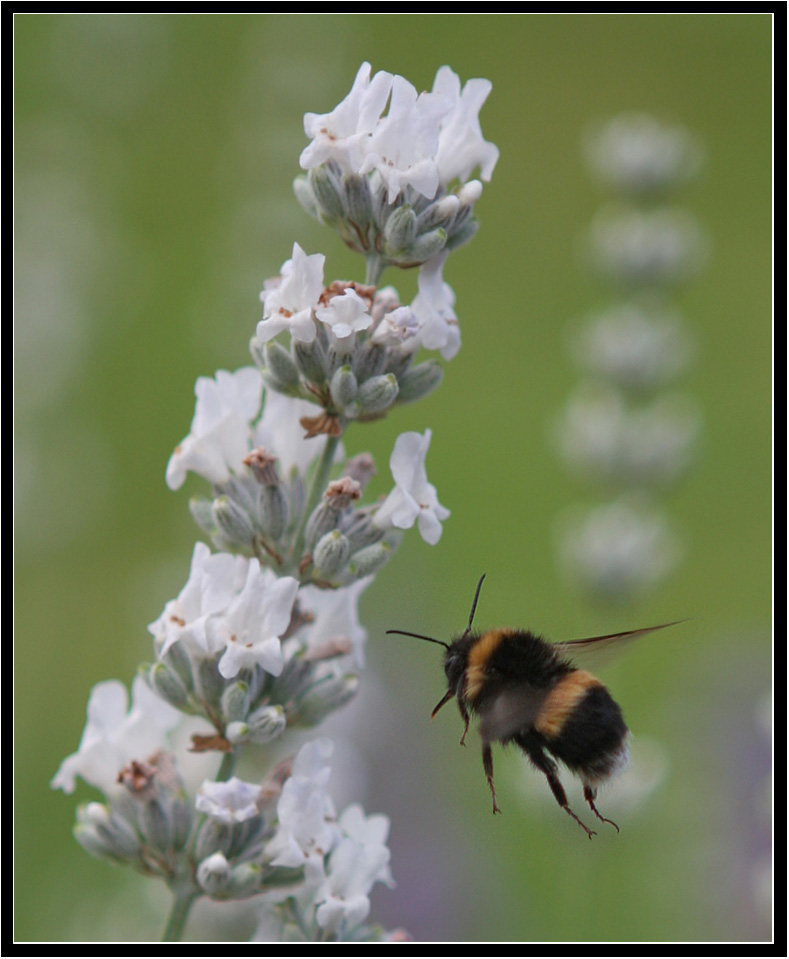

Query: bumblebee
left=387, top=574, right=678, bottom=839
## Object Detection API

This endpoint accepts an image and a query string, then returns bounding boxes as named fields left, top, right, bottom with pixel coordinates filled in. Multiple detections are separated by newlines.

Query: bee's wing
left=553, top=621, right=685, bottom=668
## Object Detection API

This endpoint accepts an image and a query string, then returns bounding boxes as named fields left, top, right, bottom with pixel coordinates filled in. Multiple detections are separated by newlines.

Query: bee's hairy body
left=441, top=627, right=629, bottom=837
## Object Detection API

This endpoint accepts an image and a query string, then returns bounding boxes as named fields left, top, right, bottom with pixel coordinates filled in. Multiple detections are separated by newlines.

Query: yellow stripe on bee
left=465, top=629, right=512, bottom=703
left=535, top=670, right=601, bottom=738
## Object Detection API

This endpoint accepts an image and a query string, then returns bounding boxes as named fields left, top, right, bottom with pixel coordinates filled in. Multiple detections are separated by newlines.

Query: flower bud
left=148, top=661, right=192, bottom=712
left=313, top=530, right=351, bottom=577
left=417, top=194, right=460, bottom=233
left=221, top=681, right=250, bottom=723
left=343, top=173, right=373, bottom=236
left=226, top=861, right=263, bottom=899
left=194, top=817, right=232, bottom=862
left=293, top=339, right=327, bottom=390
left=74, top=802, right=141, bottom=863
left=189, top=496, right=216, bottom=537
left=384, top=204, right=417, bottom=253
left=396, top=360, right=444, bottom=404
left=330, top=365, right=358, bottom=409
left=348, top=541, right=392, bottom=578
left=197, top=852, right=232, bottom=896
left=245, top=704, right=287, bottom=744
left=307, top=166, right=345, bottom=220
left=407, top=227, right=448, bottom=263
left=351, top=340, right=387, bottom=382
left=262, top=340, right=302, bottom=394
left=212, top=495, right=255, bottom=551
left=356, top=374, right=398, bottom=417
left=295, top=674, right=360, bottom=727
left=292, top=174, right=321, bottom=221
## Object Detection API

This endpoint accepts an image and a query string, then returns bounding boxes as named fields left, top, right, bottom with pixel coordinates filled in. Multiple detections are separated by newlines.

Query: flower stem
left=216, top=748, right=237, bottom=782
left=162, top=885, right=199, bottom=942
left=290, top=433, right=341, bottom=568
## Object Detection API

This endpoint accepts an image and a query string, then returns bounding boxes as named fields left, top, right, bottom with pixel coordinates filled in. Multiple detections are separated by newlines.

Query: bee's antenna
left=464, top=573, right=486, bottom=637
left=385, top=629, right=450, bottom=650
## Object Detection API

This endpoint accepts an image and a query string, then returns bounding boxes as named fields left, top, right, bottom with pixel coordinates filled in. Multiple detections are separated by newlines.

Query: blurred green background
left=15, top=13, right=772, bottom=943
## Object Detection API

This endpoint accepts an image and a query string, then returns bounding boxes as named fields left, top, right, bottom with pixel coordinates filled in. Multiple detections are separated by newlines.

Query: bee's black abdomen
left=545, top=683, right=628, bottom=780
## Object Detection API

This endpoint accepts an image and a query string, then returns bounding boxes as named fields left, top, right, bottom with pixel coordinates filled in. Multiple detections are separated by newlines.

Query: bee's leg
left=517, top=737, right=596, bottom=839
left=458, top=700, right=471, bottom=746
left=481, top=742, right=501, bottom=814
left=583, top=783, right=619, bottom=833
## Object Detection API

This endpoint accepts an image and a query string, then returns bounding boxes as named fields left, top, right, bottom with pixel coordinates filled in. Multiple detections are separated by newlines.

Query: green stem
left=290, top=433, right=341, bottom=566
left=365, top=255, right=385, bottom=287
left=216, top=748, right=237, bottom=782
left=162, top=885, right=199, bottom=943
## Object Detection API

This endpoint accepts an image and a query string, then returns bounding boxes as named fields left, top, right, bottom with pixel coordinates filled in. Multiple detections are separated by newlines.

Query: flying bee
left=387, top=574, right=680, bottom=839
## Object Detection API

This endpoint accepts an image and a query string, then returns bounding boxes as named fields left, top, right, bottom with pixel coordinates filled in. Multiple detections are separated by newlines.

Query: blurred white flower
left=584, top=113, right=704, bottom=194
left=315, top=803, right=394, bottom=935
left=165, top=367, right=263, bottom=490
left=315, top=286, right=373, bottom=351
left=554, top=383, right=702, bottom=485
left=148, top=541, right=249, bottom=659
left=257, top=242, right=325, bottom=344
left=265, top=739, right=337, bottom=877
left=555, top=495, right=682, bottom=600
left=410, top=252, right=460, bottom=360
left=589, top=205, right=706, bottom=286
left=209, top=562, right=300, bottom=679
left=432, top=65, right=499, bottom=186
left=569, top=299, right=695, bottom=392
left=374, top=429, right=449, bottom=545
left=196, top=777, right=262, bottom=824
left=253, top=390, right=343, bottom=477
left=300, top=62, right=394, bottom=175
left=51, top=677, right=182, bottom=795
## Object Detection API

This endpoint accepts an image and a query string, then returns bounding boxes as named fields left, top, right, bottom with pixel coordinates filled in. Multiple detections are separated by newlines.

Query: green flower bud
left=75, top=802, right=141, bottom=863
left=293, top=339, right=327, bottom=390
left=396, top=360, right=444, bottom=404
left=248, top=334, right=267, bottom=369
left=417, top=193, right=460, bottom=232
left=330, top=365, right=358, bottom=409
left=148, top=661, right=192, bottom=712
left=221, top=681, right=250, bottom=723
left=348, top=541, right=392, bottom=578
left=343, top=173, right=373, bottom=238
left=189, top=496, right=216, bottom=537
left=384, top=203, right=417, bottom=253
left=292, top=173, right=322, bottom=222
left=296, top=674, right=360, bottom=726
left=351, top=341, right=386, bottom=382
left=194, top=818, right=232, bottom=862
left=259, top=483, right=288, bottom=542
left=212, top=495, right=255, bottom=551
left=313, top=529, right=351, bottom=577
left=262, top=340, right=302, bottom=394
left=197, top=852, right=232, bottom=897
left=357, top=373, right=399, bottom=416
left=139, top=798, right=171, bottom=856
left=246, top=704, right=287, bottom=744
left=226, top=861, right=263, bottom=899
left=194, top=654, right=225, bottom=710
left=406, top=227, right=448, bottom=264
left=308, top=166, right=345, bottom=220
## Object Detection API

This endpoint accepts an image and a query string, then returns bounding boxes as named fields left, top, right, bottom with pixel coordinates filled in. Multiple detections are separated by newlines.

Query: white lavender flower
left=196, top=777, right=262, bottom=825
left=374, top=429, right=449, bottom=545
left=166, top=367, right=263, bottom=491
left=410, top=252, right=461, bottom=360
left=51, top=677, right=182, bottom=795
left=584, top=113, right=704, bottom=194
left=257, top=243, right=326, bottom=345
left=555, top=495, right=682, bottom=600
